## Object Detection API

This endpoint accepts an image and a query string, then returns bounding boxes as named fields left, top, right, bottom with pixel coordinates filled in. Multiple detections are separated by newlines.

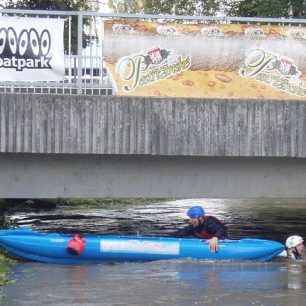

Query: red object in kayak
left=67, top=234, right=86, bottom=256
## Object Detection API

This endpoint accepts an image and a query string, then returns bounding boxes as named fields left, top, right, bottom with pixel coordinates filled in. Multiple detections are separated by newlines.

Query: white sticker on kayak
left=100, top=239, right=179, bottom=255
left=50, top=238, right=65, bottom=243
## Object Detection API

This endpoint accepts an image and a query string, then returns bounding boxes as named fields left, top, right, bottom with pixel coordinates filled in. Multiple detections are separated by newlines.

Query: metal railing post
left=77, top=12, right=83, bottom=94
left=68, top=16, right=72, bottom=82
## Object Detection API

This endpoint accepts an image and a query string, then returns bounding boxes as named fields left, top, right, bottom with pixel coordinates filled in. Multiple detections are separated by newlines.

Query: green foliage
left=108, top=0, right=221, bottom=16
left=144, top=0, right=221, bottom=16
left=3, top=0, right=98, bottom=54
left=226, top=0, right=289, bottom=17
left=108, top=0, right=143, bottom=13
left=55, top=198, right=165, bottom=210
left=289, top=0, right=306, bottom=17
left=108, top=0, right=306, bottom=18
left=57, top=198, right=99, bottom=207
left=0, top=252, right=17, bottom=286
left=226, top=0, right=306, bottom=18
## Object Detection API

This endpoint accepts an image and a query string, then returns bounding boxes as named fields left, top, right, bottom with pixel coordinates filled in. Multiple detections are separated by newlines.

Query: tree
left=226, top=0, right=306, bottom=18
left=108, top=0, right=306, bottom=19
left=108, top=0, right=143, bottom=13
left=108, top=0, right=221, bottom=16
left=290, top=0, right=306, bottom=18
left=3, top=0, right=99, bottom=54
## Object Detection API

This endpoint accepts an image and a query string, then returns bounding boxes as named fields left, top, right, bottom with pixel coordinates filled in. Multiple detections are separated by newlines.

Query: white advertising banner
left=104, top=20, right=306, bottom=100
left=0, top=16, right=65, bottom=81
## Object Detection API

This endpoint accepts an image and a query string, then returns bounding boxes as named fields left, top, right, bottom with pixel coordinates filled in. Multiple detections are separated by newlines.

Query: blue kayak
left=0, top=227, right=284, bottom=264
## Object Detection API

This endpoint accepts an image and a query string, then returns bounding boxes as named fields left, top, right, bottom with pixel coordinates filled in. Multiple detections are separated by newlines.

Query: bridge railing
left=1, top=8, right=306, bottom=96
left=0, top=9, right=114, bottom=95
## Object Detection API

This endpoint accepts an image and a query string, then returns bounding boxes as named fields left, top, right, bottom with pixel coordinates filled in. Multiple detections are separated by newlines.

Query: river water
left=1, top=198, right=306, bottom=305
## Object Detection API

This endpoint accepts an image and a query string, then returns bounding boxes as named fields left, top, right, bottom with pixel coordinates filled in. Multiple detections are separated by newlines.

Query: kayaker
left=278, top=235, right=305, bottom=259
left=172, top=206, right=227, bottom=252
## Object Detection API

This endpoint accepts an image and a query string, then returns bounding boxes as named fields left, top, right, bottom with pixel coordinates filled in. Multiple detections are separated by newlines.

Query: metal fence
left=1, top=8, right=306, bottom=96
left=0, top=9, right=114, bottom=95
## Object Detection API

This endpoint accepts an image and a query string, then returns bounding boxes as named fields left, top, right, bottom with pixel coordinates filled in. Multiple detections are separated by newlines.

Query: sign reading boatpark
left=0, top=16, right=65, bottom=81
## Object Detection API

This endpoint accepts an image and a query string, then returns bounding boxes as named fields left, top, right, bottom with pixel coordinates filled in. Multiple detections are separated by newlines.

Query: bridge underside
left=1, top=153, right=305, bottom=199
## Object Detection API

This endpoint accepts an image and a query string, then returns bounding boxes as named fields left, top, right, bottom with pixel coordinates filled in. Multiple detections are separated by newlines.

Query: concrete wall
left=1, top=93, right=306, bottom=198
left=1, top=93, right=306, bottom=157
left=1, top=153, right=306, bottom=198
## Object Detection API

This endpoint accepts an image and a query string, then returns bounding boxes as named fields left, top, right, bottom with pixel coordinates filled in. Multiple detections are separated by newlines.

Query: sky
left=96, top=0, right=111, bottom=13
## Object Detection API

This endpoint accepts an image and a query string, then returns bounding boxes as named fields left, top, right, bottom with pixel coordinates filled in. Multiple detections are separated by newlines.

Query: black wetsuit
left=172, top=216, right=227, bottom=239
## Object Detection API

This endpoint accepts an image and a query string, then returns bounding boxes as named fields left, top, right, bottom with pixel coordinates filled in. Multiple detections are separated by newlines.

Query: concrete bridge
left=1, top=93, right=306, bottom=198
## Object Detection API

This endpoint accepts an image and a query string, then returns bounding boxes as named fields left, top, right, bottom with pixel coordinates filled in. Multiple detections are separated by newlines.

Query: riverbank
left=0, top=198, right=163, bottom=212
left=0, top=253, right=17, bottom=286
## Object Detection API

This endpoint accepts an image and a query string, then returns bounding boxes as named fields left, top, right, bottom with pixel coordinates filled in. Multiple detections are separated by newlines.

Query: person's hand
left=208, top=237, right=219, bottom=252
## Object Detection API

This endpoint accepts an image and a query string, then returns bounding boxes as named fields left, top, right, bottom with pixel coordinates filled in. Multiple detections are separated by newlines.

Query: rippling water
left=1, top=198, right=306, bottom=305
left=4, top=198, right=306, bottom=241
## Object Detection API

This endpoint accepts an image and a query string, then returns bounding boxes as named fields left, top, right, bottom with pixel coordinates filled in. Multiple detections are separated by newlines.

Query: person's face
left=295, top=242, right=305, bottom=257
left=189, top=217, right=202, bottom=227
